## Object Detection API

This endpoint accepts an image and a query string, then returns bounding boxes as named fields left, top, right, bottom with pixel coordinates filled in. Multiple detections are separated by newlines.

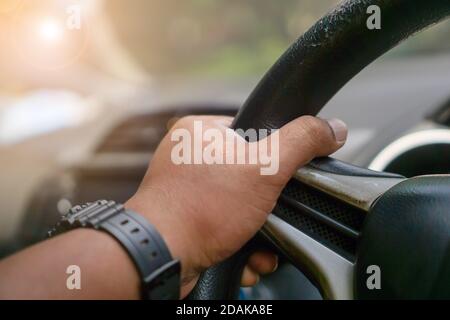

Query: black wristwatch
left=48, top=200, right=181, bottom=300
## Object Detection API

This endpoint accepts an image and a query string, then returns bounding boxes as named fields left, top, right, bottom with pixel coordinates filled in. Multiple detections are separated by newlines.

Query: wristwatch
left=48, top=200, right=181, bottom=300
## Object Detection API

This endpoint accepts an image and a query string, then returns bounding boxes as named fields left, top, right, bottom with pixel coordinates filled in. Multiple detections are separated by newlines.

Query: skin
left=0, top=115, right=347, bottom=299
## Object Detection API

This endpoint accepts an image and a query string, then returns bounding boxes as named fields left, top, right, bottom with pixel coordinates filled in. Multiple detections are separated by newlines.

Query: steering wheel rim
left=189, top=0, right=450, bottom=300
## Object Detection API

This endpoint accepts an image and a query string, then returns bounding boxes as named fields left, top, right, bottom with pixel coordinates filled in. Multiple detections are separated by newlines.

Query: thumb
left=275, top=116, right=348, bottom=177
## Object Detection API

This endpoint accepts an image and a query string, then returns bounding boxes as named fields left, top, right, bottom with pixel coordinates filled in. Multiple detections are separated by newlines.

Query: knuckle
left=300, top=116, right=325, bottom=138
left=297, top=116, right=340, bottom=156
left=172, top=116, right=196, bottom=130
left=297, top=116, right=326, bottom=151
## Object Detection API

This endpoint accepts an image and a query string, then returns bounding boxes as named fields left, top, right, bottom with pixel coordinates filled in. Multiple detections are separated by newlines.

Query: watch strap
left=99, top=210, right=181, bottom=300
left=49, top=200, right=180, bottom=300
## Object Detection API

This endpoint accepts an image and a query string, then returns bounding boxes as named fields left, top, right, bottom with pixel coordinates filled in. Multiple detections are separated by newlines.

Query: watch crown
left=69, top=205, right=83, bottom=214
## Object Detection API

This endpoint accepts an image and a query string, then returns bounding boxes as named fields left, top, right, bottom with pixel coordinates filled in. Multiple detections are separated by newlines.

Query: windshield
left=1, top=0, right=449, bottom=82
left=105, top=0, right=450, bottom=76
left=1, top=0, right=448, bottom=146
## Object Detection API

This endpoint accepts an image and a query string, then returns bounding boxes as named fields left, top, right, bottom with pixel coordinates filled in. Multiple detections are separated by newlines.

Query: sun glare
left=38, top=19, right=64, bottom=43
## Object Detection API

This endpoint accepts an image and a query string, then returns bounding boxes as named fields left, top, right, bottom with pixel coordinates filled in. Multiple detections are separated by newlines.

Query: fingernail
left=326, top=118, right=348, bottom=143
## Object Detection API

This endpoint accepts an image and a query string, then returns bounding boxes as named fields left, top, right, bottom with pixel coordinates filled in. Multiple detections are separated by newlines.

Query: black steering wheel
left=189, top=0, right=450, bottom=300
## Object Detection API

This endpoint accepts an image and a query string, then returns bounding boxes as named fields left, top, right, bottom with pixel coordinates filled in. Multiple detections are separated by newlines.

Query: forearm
left=0, top=195, right=199, bottom=300
left=0, top=229, right=140, bottom=299
left=0, top=195, right=195, bottom=300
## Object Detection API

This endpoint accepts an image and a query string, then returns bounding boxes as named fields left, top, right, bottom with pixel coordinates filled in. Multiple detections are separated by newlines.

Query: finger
left=240, top=265, right=260, bottom=287
left=276, top=116, right=348, bottom=176
left=213, top=117, right=233, bottom=128
left=247, top=251, right=278, bottom=275
left=170, top=115, right=234, bottom=131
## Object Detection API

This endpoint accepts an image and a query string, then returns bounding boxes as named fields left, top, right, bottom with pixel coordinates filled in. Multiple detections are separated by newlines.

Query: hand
left=125, top=115, right=347, bottom=298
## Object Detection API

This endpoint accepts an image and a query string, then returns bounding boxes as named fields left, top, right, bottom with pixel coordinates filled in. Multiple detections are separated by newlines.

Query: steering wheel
left=189, top=0, right=450, bottom=300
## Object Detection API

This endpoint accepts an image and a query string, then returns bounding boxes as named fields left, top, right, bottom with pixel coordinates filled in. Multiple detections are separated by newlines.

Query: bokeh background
left=0, top=1, right=449, bottom=299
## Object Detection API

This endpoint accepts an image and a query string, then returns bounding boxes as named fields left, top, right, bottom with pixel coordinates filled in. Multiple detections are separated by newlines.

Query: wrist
left=124, top=194, right=203, bottom=287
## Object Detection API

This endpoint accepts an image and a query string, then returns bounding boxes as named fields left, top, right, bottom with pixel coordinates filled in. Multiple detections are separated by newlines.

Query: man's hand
left=0, top=114, right=347, bottom=300
left=125, top=115, right=348, bottom=298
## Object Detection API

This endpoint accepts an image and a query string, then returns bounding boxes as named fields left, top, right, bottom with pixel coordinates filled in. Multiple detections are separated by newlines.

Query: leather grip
left=188, top=242, right=255, bottom=300
left=232, top=0, right=450, bottom=131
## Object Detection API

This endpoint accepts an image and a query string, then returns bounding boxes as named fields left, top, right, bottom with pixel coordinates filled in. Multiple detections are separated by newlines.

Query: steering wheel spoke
left=262, top=214, right=355, bottom=300
left=299, top=159, right=405, bottom=211
left=260, top=159, right=405, bottom=299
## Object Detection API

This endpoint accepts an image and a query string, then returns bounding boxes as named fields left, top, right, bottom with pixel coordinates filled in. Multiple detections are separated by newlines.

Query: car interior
left=0, top=0, right=449, bottom=300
